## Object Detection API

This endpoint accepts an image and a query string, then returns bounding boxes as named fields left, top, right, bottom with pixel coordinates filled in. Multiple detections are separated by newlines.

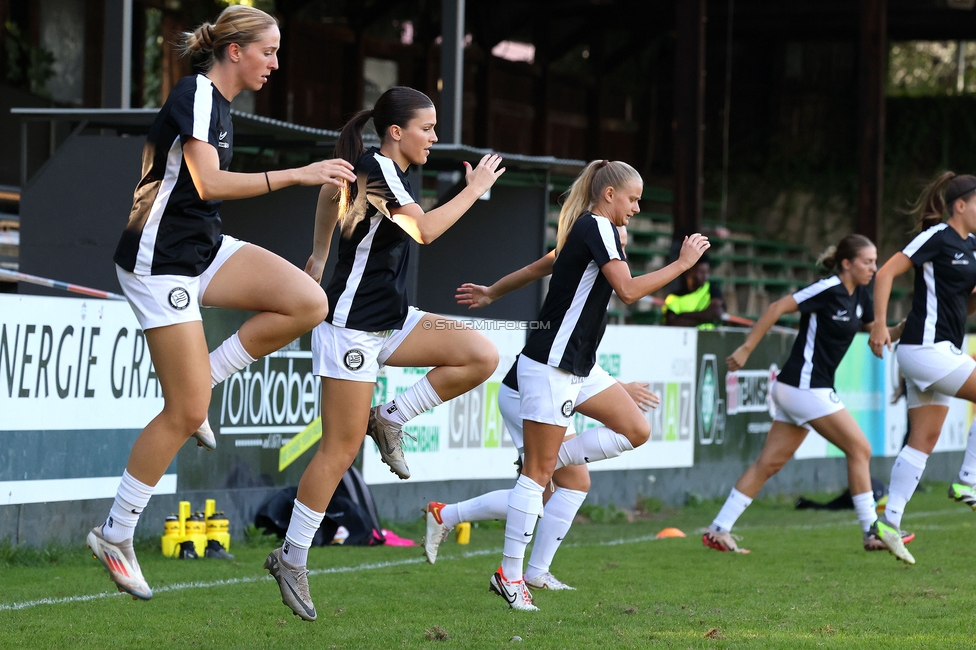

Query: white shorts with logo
left=771, top=380, right=844, bottom=430
left=897, top=341, right=976, bottom=408
left=116, top=235, right=247, bottom=331
left=499, top=382, right=583, bottom=453
left=312, top=307, right=426, bottom=382
left=517, top=355, right=615, bottom=428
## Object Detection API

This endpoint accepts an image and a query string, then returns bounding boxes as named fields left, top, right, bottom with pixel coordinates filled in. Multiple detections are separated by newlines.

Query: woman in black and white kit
left=264, top=86, right=504, bottom=622
left=85, top=6, right=357, bottom=601
left=870, top=172, right=976, bottom=562
left=489, top=159, right=709, bottom=611
left=703, top=235, right=912, bottom=564
left=422, top=228, right=658, bottom=592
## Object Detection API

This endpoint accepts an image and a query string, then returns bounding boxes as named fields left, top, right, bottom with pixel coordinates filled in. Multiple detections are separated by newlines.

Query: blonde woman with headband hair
left=870, top=171, right=976, bottom=563
left=88, top=5, right=356, bottom=601
left=487, top=159, right=710, bottom=611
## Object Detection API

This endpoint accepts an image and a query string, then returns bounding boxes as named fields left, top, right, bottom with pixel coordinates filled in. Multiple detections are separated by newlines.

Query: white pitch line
left=0, top=509, right=959, bottom=614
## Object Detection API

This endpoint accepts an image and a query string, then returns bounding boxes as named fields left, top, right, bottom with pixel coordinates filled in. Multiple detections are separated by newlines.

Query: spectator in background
left=663, top=255, right=725, bottom=328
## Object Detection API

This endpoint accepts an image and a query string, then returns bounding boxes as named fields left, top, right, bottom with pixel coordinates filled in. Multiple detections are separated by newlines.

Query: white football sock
left=710, top=487, right=753, bottom=533
left=442, top=489, right=510, bottom=528
left=209, top=331, right=257, bottom=387
left=501, top=475, right=544, bottom=580
left=851, top=491, right=878, bottom=533
left=555, top=426, right=634, bottom=470
left=103, top=470, right=155, bottom=543
left=379, top=376, right=443, bottom=426
left=958, top=420, right=976, bottom=486
left=525, top=488, right=587, bottom=581
left=282, top=499, right=325, bottom=568
left=885, top=445, right=928, bottom=530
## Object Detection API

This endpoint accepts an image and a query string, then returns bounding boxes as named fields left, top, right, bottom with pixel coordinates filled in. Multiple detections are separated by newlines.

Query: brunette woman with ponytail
left=265, top=86, right=505, bottom=621
left=703, top=235, right=912, bottom=563
left=88, top=6, right=356, bottom=602
left=486, top=160, right=709, bottom=611
left=869, top=172, right=976, bottom=563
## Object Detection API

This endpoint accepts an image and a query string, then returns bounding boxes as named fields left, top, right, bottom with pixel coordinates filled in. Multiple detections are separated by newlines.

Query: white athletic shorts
left=312, top=307, right=426, bottom=382
left=897, top=341, right=976, bottom=409
left=517, top=355, right=615, bottom=428
left=499, top=382, right=584, bottom=453
left=116, top=235, right=247, bottom=331
left=770, top=380, right=844, bottom=429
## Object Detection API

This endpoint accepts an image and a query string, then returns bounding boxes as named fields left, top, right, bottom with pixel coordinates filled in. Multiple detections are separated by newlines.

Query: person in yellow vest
left=663, top=255, right=724, bottom=328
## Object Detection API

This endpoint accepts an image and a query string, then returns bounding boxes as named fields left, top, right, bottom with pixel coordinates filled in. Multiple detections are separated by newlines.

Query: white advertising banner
left=363, top=321, right=698, bottom=485
left=0, top=295, right=173, bottom=503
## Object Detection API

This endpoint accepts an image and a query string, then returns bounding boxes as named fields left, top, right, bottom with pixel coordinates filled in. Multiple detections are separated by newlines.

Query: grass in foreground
left=1, top=484, right=974, bottom=649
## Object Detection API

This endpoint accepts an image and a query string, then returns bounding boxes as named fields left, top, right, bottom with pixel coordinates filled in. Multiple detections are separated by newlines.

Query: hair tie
left=598, top=159, right=609, bottom=168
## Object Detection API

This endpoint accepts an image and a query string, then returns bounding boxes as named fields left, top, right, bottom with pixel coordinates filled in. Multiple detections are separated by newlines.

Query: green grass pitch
left=2, top=483, right=974, bottom=649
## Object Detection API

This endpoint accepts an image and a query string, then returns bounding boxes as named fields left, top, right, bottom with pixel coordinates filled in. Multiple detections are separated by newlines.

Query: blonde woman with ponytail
left=485, top=159, right=708, bottom=611
left=88, top=5, right=356, bottom=602
left=266, top=86, right=505, bottom=621
left=869, top=172, right=976, bottom=563
left=705, top=235, right=912, bottom=563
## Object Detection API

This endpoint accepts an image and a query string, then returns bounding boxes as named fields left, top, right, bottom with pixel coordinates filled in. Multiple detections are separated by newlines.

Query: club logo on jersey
left=832, top=309, right=850, bottom=322
left=952, top=252, right=970, bottom=265
left=561, top=400, right=574, bottom=418
left=855, top=304, right=863, bottom=319
left=168, top=287, right=190, bottom=310
left=343, top=349, right=365, bottom=370
left=829, top=391, right=840, bottom=403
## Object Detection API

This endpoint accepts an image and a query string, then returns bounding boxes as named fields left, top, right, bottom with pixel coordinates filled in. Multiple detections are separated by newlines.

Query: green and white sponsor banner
left=361, top=318, right=525, bottom=485
left=572, top=325, right=698, bottom=472
left=0, top=295, right=174, bottom=504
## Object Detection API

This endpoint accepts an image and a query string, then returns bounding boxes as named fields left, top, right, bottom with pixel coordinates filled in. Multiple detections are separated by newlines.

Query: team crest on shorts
left=951, top=344, right=963, bottom=355
left=561, top=400, right=574, bottom=418
left=168, top=287, right=190, bottom=310
left=344, top=349, right=365, bottom=370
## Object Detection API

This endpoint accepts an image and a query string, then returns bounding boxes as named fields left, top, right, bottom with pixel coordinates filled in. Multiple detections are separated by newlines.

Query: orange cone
left=656, top=527, right=686, bottom=538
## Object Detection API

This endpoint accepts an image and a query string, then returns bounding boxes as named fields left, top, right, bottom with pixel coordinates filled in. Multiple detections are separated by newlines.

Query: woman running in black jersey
left=489, top=159, right=709, bottom=611
left=702, top=235, right=912, bottom=564
left=87, top=5, right=356, bottom=601
left=870, top=172, right=976, bottom=563
left=264, top=86, right=504, bottom=621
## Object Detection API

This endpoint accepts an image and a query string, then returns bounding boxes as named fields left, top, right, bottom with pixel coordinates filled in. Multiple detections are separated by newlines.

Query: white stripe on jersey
left=373, top=153, right=416, bottom=212
left=792, top=275, right=841, bottom=304
left=903, top=222, right=947, bottom=258
left=922, top=261, right=937, bottom=345
left=134, top=136, right=183, bottom=275
left=332, top=215, right=382, bottom=328
left=547, top=260, right=600, bottom=368
left=799, top=313, right=818, bottom=389
left=594, top=217, right=622, bottom=261
left=192, top=76, right=213, bottom=142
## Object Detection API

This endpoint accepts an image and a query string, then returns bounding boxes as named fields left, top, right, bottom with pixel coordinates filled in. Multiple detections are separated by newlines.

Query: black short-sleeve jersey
left=776, top=276, right=874, bottom=390
left=521, top=212, right=624, bottom=376
left=114, top=75, right=232, bottom=276
left=899, top=223, right=976, bottom=348
left=324, top=147, right=417, bottom=331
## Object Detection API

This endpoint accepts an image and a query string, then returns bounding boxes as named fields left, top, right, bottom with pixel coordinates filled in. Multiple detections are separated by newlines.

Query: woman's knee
left=293, top=286, right=329, bottom=328
left=464, top=335, right=498, bottom=380
left=163, top=398, right=210, bottom=436
left=624, top=416, right=651, bottom=448
left=554, top=465, right=591, bottom=492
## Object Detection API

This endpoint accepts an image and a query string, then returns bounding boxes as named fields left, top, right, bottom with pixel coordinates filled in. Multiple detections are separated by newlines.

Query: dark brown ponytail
left=817, top=234, right=874, bottom=271
left=908, top=171, right=976, bottom=233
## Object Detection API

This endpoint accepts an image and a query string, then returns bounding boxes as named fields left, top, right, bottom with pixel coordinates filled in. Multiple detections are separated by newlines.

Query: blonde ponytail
left=555, top=160, right=641, bottom=255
